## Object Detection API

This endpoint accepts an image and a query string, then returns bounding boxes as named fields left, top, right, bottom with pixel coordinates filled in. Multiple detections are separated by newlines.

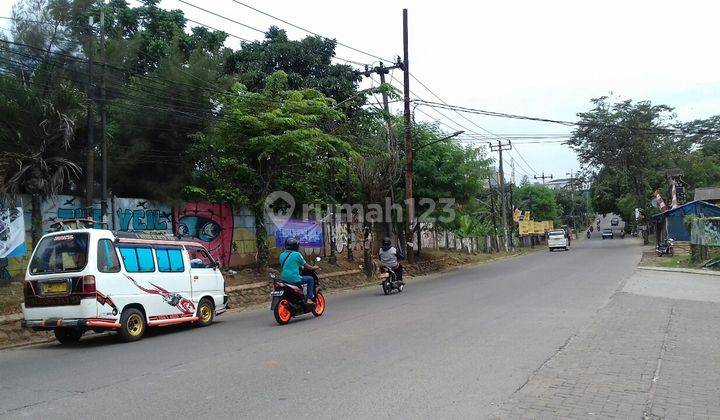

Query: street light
left=414, top=130, right=464, bottom=151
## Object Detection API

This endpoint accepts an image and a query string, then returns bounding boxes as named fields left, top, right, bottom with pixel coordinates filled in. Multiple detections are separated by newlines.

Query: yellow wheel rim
left=127, top=314, right=144, bottom=337
left=199, top=304, right=212, bottom=323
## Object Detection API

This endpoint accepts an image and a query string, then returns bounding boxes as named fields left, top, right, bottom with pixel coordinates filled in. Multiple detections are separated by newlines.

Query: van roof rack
left=113, top=231, right=204, bottom=248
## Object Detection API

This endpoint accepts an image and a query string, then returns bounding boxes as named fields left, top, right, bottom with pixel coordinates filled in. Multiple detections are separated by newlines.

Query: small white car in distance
left=548, top=229, right=569, bottom=251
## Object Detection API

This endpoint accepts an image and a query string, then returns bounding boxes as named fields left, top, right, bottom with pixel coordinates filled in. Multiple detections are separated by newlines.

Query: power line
left=226, top=0, right=394, bottom=63
left=178, top=0, right=368, bottom=67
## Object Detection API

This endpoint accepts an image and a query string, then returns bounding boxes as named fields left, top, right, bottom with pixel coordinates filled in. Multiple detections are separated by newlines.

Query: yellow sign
left=513, top=209, right=520, bottom=223
left=519, top=219, right=533, bottom=235
left=542, top=220, right=554, bottom=232
left=534, top=221, right=544, bottom=234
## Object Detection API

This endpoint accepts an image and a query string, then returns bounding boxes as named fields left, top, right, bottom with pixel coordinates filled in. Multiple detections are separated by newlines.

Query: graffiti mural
left=42, top=195, right=102, bottom=231
left=175, top=202, right=234, bottom=266
left=113, top=198, right=173, bottom=232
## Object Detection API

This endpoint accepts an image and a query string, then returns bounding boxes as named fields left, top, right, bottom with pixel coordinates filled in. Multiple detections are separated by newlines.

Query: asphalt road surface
left=0, top=236, right=642, bottom=419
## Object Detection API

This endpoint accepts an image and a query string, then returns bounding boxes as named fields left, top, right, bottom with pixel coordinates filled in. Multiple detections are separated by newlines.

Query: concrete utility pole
left=534, top=172, right=553, bottom=185
left=566, top=171, right=575, bottom=228
left=99, top=10, right=108, bottom=227
left=402, top=8, right=415, bottom=264
left=490, top=140, right=512, bottom=251
left=84, top=15, right=95, bottom=214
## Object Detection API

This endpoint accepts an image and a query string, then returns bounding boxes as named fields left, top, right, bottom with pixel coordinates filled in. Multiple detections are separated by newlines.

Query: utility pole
left=510, top=156, right=516, bottom=185
left=355, top=59, right=403, bottom=150
left=402, top=8, right=415, bottom=264
left=84, top=15, right=95, bottom=215
left=490, top=140, right=512, bottom=251
left=488, top=176, right=499, bottom=251
left=99, top=10, right=108, bottom=227
left=566, top=170, right=575, bottom=228
left=534, top=172, right=553, bottom=185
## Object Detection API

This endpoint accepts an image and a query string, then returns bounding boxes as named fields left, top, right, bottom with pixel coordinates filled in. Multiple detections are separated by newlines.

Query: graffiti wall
left=691, top=217, right=720, bottom=246
left=42, top=195, right=102, bottom=232
left=175, top=202, right=234, bottom=266
left=113, top=198, right=173, bottom=233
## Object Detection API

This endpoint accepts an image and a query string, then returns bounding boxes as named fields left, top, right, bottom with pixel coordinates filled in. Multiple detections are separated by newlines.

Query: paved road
left=0, top=237, right=642, bottom=419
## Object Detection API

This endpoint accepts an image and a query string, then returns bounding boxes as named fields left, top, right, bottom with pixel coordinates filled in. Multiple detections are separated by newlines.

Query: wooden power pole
left=402, top=8, right=415, bottom=264
left=84, top=16, right=95, bottom=215
left=490, top=140, right=512, bottom=251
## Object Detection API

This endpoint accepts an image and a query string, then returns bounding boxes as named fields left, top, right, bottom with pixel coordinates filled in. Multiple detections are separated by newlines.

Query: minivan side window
left=118, top=246, right=156, bottom=273
left=156, top=248, right=185, bottom=273
left=97, top=239, right=121, bottom=273
left=187, top=246, right=215, bottom=268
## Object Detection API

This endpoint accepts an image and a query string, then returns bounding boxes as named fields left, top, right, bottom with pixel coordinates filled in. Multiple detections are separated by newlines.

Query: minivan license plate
left=42, top=282, right=68, bottom=294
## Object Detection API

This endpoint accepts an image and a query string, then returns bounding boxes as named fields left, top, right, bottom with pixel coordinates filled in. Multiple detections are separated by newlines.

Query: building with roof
left=693, top=187, right=720, bottom=206
left=652, top=200, right=720, bottom=243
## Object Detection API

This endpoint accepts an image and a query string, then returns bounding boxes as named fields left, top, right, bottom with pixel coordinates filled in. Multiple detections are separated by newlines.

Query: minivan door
left=186, top=245, right=220, bottom=301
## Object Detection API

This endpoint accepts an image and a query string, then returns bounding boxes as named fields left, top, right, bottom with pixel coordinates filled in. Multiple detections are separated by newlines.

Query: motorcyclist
left=279, top=238, right=317, bottom=305
left=379, top=237, right=404, bottom=284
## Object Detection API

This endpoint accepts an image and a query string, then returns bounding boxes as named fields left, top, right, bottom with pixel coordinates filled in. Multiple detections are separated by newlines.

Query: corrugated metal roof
left=694, top=187, right=720, bottom=201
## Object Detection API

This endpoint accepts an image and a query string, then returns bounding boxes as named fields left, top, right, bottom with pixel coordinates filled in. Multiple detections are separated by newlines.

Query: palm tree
left=0, top=76, right=85, bottom=246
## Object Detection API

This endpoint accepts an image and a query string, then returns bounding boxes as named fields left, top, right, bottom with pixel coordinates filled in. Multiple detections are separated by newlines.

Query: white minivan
left=22, top=229, right=228, bottom=343
left=548, top=229, right=569, bottom=251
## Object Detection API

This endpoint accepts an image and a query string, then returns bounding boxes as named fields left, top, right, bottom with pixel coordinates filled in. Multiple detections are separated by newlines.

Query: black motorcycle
left=586, top=230, right=591, bottom=239
left=270, top=259, right=325, bottom=325
left=380, top=266, right=404, bottom=295
left=656, top=238, right=675, bottom=257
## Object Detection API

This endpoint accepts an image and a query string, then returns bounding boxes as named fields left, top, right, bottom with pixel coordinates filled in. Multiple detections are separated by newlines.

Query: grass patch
left=655, top=254, right=695, bottom=268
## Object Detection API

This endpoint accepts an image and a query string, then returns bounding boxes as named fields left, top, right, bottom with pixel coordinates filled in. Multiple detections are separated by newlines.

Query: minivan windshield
left=29, top=233, right=89, bottom=275
left=549, top=230, right=565, bottom=238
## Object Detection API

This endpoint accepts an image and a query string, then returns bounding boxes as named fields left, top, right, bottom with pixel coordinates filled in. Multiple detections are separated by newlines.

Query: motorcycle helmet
left=382, top=237, right=392, bottom=247
left=285, top=237, right=300, bottom=251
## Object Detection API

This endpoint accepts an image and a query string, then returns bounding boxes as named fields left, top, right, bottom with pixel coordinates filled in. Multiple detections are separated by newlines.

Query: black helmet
left=382, top=237, right=392, bottom=247
left=285, top=237, right=299, bottom=251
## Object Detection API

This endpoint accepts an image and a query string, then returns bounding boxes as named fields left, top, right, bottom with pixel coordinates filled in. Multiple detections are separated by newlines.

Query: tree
left=224, top=27, right=359, bottom=103
left=568, top=97, right=676, bottom=242
left=0, top=76, right=85, bottom=245
left=188, top=71, right=350, bottom=270
left=513, top=183, right=559, bottom=223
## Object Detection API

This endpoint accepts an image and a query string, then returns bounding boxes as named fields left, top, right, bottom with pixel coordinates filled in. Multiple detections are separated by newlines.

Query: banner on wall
left=0, top=207, right=26, bottom=258
left=274, top=219, right=323, bottom=248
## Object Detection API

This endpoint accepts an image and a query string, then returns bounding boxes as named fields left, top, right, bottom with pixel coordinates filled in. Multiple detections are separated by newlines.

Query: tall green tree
left=188, top=71, right=350, bottom=269
left=0, top=76, right=85, bottom=245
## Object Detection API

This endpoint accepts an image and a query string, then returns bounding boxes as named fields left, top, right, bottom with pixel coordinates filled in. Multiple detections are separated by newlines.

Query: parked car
left=21, top=229, right=228, bottom=344
left=548, top=229, right=569, bottom=251
left=611, top=218, right=619, bottom=226
left=601, top=228, right=614, bottom=239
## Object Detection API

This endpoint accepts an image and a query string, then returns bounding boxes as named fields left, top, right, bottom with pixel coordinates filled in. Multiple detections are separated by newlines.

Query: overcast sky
left=3, top=0, right=720, bottom=182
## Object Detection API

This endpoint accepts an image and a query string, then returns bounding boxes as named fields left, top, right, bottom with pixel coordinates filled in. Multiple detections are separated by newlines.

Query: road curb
left=637, top=266, right=720, bottom=277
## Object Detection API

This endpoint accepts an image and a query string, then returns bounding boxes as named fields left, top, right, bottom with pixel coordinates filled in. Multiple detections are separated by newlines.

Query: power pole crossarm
left=534, top=172, right=553, bottom=185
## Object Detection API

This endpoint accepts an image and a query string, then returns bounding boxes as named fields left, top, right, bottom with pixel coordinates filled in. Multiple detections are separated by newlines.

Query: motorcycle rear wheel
left=382, top=281, right=390, bottom=295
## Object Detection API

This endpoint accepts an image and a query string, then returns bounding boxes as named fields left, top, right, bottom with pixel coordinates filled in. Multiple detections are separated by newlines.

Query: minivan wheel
left=54, top=327, right=83, bottom=344
left=196, top=298, right=215, bottom=327
left=119, top=308, right=146, bottom=342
